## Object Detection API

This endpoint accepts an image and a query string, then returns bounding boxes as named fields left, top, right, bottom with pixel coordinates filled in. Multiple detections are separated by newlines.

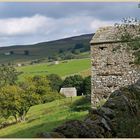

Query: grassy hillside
left=0, top=96, right=90, bottom=138
left=0, top=34, right=93, bottom=64
left=17, top=58, right=91, bottom=80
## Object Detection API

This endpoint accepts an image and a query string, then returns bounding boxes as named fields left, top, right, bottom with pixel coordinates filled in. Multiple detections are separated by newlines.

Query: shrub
left=83, top=76, right=91, bottom=96
left=70, top=97, right=90, bottom=112
left=62, top=75, right=83, bottom=96
left=43, top=92, right=65, bottom=103
left=47, top=74, right=63, bottom=92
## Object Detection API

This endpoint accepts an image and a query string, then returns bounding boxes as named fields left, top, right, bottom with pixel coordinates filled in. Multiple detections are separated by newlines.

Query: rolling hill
left=0, top=96, right=90, bottom=138
left=0, top=34, right=93, bottom=64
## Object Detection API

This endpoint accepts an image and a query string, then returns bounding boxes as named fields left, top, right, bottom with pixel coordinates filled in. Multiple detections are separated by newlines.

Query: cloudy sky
left=0, top=2, right=139, bottom=47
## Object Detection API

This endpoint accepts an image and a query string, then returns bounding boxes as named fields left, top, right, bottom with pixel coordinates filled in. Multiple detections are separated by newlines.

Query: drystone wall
left=50, top=79, right=140, bottom=138
left=90, top=26, right=140, bottom=107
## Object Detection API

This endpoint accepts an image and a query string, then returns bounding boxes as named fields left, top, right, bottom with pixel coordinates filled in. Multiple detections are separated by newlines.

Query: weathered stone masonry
left=90, top=26, right=140, bottom=107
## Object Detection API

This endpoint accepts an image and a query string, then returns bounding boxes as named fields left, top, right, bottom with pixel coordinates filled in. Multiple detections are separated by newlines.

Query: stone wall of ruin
left=90, top=27, right=140, bottom=107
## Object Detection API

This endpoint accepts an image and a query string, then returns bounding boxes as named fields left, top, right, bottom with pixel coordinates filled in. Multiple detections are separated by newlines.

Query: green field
left=17, top=58, right=91, bottom=80
left=0, top=96, right=90, bottom=138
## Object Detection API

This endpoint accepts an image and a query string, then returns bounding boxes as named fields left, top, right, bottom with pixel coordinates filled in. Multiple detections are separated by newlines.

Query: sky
left=0, top=2, right=139, bottom=47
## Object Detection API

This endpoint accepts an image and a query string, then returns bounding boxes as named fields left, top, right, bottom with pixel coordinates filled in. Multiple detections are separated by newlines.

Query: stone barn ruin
left=90, top=26, right=140, bottom=107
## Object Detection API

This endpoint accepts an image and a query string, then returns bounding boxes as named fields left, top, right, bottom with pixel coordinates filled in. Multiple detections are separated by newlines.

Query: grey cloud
left=0, top=2, right=139, bottom=47
left=0, top=2, right=139, bottom=20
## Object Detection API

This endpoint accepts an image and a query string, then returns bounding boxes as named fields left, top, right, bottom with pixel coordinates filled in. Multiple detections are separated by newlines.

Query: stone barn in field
left=60, top=87, right=77, bottom=97
left=90, top=26, right=140, bottom=108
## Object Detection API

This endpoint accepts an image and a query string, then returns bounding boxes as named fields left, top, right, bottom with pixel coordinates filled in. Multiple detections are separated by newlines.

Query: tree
left=62, top=75, right=83, bottom=96
left=19, top=76, right=64, bottom=104
left=59, top=49, right=64, bottom=54
left=72, top=49, right=80, bottom=55
left=0, top=85, right=40, bottom=122
left=0, top=74, right=64, bottom=123
left=18, top=89, right=40, bottom=122
left=47, top=74, right=63, bottom=92
left=0, top=75, right=64, bottom=122
left=0, top=65, right=19, bottom=87
left=83, top=76, right=91, bottom=96
left=64, top=53, right=75, bottom=60
left=24, top=50, right=29, bottom=55
left=74, top=43, right=84, bottom=50
left=10, top=51, right=14, bottom=55
left=0, top=85, right=21, bottom=121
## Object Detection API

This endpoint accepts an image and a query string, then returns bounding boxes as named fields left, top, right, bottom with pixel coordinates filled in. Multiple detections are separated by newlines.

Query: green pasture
left=17, top=58, right=91, bottom=80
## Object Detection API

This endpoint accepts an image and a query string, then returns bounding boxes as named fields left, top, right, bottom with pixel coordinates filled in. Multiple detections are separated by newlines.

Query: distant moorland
left=0, top=34, right=93, bottom=64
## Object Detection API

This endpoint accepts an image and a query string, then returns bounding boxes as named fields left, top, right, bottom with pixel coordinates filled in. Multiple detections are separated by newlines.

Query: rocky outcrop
left=52, top=79, right=140, bottom=138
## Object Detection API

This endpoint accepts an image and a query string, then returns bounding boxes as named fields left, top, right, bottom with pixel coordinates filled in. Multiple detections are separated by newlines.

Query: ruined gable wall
left=90, top=26, right=140, bottom=107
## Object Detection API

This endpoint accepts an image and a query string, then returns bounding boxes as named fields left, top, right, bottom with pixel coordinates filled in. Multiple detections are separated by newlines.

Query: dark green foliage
left=83, top=76, right=91, bottom=96
left=59, top=49, right=64, bottom=54
left=48, top=55, right=59, bottom=61
left=62, top=75, right=91, bottom=96
left=24, top=50, right=29, bottom=55
left=10, top=51, right=14, bottom=55
left=43, top=92, right=65, bottom=103
left=70, top=96, right=91, bottom=112
left=62, top=75, right=83, bottom=96
left=74, top=43, right=84, bottom=50
left=62, top=52, right=75, bottom=60
left=71, top=49, right=80, bottom=55
left=19, top=75, right=64, bottom=104
left=72, top=43, right=90, bottom=54
left=47, top=74, right=63, bottom=92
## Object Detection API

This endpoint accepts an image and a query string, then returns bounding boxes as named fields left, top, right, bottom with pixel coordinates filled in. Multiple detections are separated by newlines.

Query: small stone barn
left=60, top=87, right=77, bottom=97
left=90, top=26, right=140, bottom=107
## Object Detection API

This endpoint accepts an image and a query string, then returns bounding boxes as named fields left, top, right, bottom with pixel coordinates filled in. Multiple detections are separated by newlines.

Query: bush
left=83, top=76, right=91, bottom=96
left=47, top=74, right=63, bottom=92
left=19, top=75, right=65, bottom=104
left=62, top=75, right=83, bottom=96
left=43, top=92, right=65, bottom=103
left=70, top=97, right=90, bottom=112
